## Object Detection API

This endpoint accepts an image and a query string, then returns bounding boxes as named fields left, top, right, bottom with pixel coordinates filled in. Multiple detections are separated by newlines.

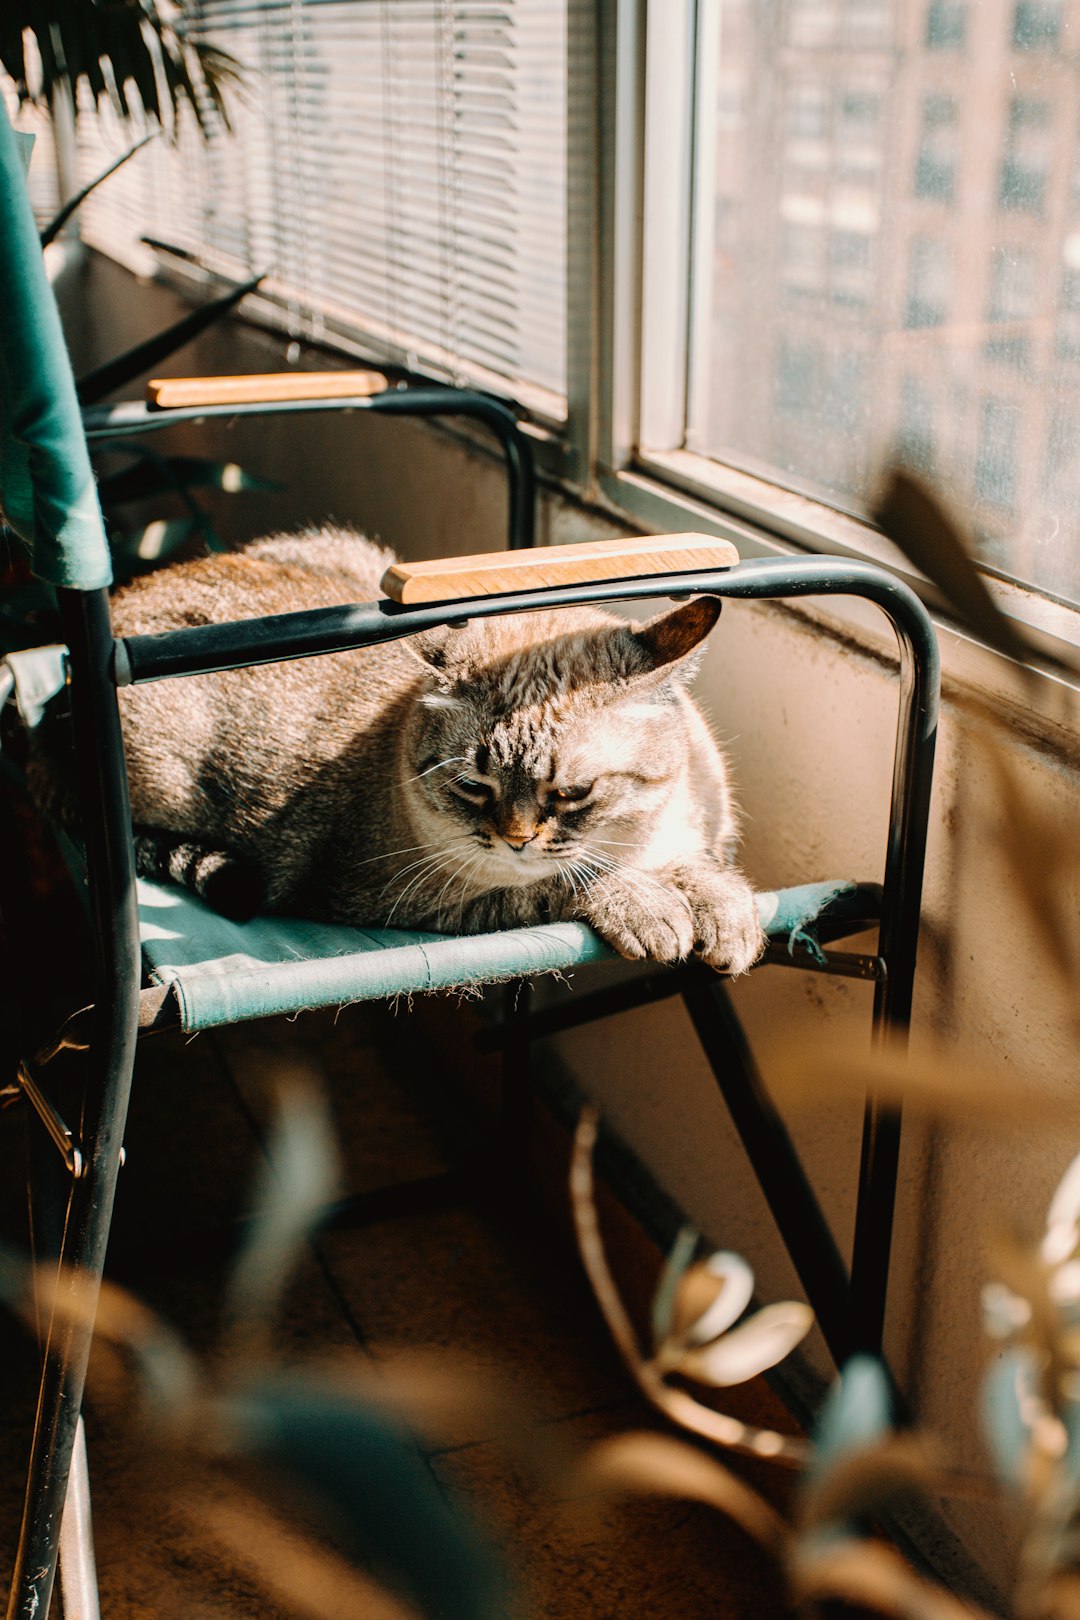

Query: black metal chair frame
left=4, top=422, right=939, bottom=1618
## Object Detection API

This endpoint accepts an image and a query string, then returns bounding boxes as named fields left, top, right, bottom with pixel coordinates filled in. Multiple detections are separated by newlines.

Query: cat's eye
left=453, top=776, right=491, bottom=801
left=552, top=784, right=592, bottom=805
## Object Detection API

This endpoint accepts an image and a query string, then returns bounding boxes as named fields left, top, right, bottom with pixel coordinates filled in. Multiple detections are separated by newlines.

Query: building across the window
left=688, top=0, right=1080, bottom=605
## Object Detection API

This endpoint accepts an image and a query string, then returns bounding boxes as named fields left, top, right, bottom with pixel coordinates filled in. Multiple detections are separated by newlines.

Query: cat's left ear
left=623, top=595, right=722, bottom=688
left=403, top=623, right=463, bottom=688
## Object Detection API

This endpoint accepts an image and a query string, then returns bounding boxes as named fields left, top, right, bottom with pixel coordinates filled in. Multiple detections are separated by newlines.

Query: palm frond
left=1, top=1, right=243, bottom=142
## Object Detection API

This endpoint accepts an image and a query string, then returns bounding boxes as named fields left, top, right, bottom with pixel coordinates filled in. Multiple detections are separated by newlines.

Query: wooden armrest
left=380, top=533, right=740, bottom=604
left=146, top=371, right=388, bottom=409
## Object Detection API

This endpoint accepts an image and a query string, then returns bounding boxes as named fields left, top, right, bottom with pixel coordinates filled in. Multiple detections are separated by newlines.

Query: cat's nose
left=501, top=830, right=538, bottom=851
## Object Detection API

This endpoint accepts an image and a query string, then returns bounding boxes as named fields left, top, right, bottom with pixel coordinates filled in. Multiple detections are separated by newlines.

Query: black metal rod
left=115, top=555, right=936, bottom=689
left=7, top=590, right=142, bottom=1620
left=681, top=966, right=856, bottom=1369
left=82, top=386, right=536, bottom=552
left=476, top=964, right=691, bottom=1051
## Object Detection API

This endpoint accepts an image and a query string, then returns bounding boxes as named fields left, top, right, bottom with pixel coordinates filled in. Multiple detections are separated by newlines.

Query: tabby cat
left=108, top=529, right=764, bottom=974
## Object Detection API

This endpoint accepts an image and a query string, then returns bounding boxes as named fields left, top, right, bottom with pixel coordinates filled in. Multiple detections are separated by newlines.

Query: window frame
left=564, top=0, right=1080, bottom=683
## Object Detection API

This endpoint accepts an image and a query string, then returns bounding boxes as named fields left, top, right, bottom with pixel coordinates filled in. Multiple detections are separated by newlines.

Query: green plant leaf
left=672, top=1250, right=756, bottom=1348
left=75, top=271, right=264, bottom=404
left=808, top=1355, right=893, bottom=1487
left=650, top=1224, right=698, bottom=1350
left=791, top=1536, right=992, bottom=1619
left=573, top=1430, right=789, bottom=1553
left=801, top=1434, right=943, bottom=1532
left=39, top=131, right=157, bottom=248
left=674, top=1300, right=813, bottom=1387
left=219, top=1374, right=510, bottom=1620
left=982, top=1346, right=1037, bottom=1491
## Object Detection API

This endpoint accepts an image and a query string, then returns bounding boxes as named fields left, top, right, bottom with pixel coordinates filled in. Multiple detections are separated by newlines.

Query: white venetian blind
left=73, top=0, right=568, bottom=416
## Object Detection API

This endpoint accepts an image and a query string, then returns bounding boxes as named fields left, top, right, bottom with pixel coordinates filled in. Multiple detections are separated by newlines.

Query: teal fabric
left=139, top=876, right=864, bottom=1033
left=0, top=101, right=112, bottom=590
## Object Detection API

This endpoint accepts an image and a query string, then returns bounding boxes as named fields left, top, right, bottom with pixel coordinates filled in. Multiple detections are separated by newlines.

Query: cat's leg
left=572, top=859, right=764, bottom=976
left=133, top=828, right=264, bottom=922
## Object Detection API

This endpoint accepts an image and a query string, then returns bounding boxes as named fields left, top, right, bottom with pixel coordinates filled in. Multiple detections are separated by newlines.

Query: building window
left=986, top=245, right=1037, bottom=366
left=974, top=398, right=1019, bottom=508
left=782, top=220, right=827, bottom=294
left=1057, top=265, right=1080, bottom=359
left=1012, top=0, right=1062, bottom=48
left=914, top=95, right=958, bottom=202
left=926, top=0, right=967, bottom=47
left=776, top=339, right=817, bottom=415
left=905, top=236, right=951, bottom=328
left=897, top=375, right=937, bottom=476
left=829, top=228, right=874, bottom=303
left=999, top=97, right=1052, bottom=214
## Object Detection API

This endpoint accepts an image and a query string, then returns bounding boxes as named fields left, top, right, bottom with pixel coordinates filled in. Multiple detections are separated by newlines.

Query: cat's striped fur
left=105, top=530, right=764, bottom=974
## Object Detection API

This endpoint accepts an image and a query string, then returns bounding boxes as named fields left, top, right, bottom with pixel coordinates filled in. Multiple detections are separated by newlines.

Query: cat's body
left=106, top=529, right=764, bottom=973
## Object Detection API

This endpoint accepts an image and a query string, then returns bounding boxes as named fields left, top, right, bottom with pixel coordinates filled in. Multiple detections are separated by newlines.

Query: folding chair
left=0, top=102, right=939, bottom=1618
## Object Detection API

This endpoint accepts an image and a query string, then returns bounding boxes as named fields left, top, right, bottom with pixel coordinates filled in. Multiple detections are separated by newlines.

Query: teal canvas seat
left=0, top=92, right=940, bottom=1620
left=136, top=876, right=872, bottom=1033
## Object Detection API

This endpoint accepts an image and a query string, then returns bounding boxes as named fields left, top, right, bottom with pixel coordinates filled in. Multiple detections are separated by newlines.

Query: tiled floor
left=0, top=999, right=798, bottom=1618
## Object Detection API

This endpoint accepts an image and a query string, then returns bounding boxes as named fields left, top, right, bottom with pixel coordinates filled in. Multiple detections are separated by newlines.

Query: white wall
left=74, top=252, right=1080, bottom=1599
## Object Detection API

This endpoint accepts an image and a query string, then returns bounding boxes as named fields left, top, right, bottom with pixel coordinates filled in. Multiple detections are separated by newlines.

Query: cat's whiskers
left=573, top=845, right=693, bottom=927
left=380, top=835, right=474, bottom=884
left=353, top=836, right=457, bottom=871
left=382, top=844, right=474, bottom=921
left=400, top=756, right=470, bottom=786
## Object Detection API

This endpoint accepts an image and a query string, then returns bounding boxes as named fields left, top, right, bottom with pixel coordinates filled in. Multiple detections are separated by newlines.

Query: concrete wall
left=69, top=251, right=1080, bottom=1599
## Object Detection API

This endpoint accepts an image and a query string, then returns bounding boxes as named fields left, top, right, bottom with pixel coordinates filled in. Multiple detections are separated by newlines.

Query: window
left=974, top=397, right=1018, bottom=508
left=1057, top=261, right=1080, bottom=359
left=897, top=374, right=937, bottom=476
left=1012, top=0, right=1061, bottom=48
left=905, top=236, right=951, bottom=328
left=999, top=97, right=1052, bottom=214
left=72, top=0, right=569, bottom=418
left=633, top=0, right=1080, bottom=612
left=914, top=95, right=958, bottom=202
left=985, top=244, right=1037, bottom=366
left=926, top=1, right=967, bottom=48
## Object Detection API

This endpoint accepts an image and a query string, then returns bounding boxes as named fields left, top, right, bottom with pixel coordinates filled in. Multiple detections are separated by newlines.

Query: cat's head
left=399, top=596, right=721, bottom=888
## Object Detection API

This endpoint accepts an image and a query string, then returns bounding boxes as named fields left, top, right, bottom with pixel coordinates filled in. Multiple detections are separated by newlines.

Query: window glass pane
left=688, top=0, right=1080, bottom=604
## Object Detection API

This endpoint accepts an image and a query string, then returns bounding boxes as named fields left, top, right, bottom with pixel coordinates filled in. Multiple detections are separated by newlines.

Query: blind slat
left=75, top=0, right=566, bottom=406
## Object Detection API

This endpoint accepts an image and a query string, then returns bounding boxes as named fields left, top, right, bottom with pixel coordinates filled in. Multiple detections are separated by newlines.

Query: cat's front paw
left=583, top=879, right=696, bottom=964
left=675, top=865, right=765, bottom=976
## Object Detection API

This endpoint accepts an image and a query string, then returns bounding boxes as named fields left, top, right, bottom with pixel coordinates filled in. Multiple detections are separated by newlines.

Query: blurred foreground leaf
left=221, top=1375, right=509, bottom=1620
left=573, top=1430, right=788, bottom=1554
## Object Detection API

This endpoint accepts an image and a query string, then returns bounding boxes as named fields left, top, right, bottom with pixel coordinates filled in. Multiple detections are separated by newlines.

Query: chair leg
left=680, top=964, right=855, bottom=1369
left=58, top=1415, right=101, bottom=1620
left=8, top=589, right=142, bottom=1620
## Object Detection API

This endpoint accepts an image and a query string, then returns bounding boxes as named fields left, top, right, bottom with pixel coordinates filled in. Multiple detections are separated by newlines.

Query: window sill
left=593, top=449, right=1080, bottom=742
